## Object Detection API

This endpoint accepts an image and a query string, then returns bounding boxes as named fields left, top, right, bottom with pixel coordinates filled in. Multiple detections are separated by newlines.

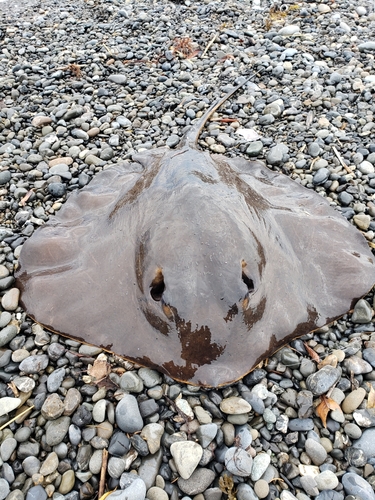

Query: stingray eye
left=150, top=268, right=165, bottom=301
left=241, top=260, right=254, bottom=293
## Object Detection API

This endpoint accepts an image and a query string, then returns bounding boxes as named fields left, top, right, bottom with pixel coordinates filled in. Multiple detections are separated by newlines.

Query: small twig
left=99, top=449, right=108, bottom=498
left=332, top=146, right=353, bottom=174
left=19, top=189, right=34, bottom=207
left=201, top=33, right=218, bottom=58
left=0, top=405, right=35, bottom=431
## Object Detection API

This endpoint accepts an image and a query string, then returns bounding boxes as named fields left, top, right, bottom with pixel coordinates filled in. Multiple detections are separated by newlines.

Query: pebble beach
left=1, top=0, right=375, bottom=499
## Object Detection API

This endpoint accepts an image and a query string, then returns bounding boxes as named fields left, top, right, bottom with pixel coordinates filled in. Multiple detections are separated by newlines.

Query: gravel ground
left=1, top=0, right=375, bottom=499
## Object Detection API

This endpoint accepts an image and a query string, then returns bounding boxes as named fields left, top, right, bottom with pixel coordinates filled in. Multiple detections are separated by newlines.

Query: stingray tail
left=180, top=77, right=252, bottom=149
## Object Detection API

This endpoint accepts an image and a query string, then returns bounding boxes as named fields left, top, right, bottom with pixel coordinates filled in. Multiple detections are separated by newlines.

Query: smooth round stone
left=48, top=182, right=66, bottom=197
left=93, top=400, right=107, bottom=422
left=343, top=356, right=372, bottom=374
left=1, top=288, right=20, bottom=311
left=116, top=394, right=143, bottom=433
left=89, top=449, right=103, bottom=475
left=0, top=311, right=11, bottom=328
left=342, top=472, right=375, bottom=500
left=40, top=452, right=59, bottom=476
left=278, top=25, right=300, bottom=36
left=344, top=423, right=362, bottom=439
left=0, top=396, right=21, bottom=417
left=225, top=447, right=253, bottom=477
left=19, top=354, right=49, bottom=374
left=313, top=168, right=330, bottom=185
left=251, top=453, right=271, bottom=481
left=170, top=441, right=203, bottom=479
left=237, top=483, right=259, bottom=500
left=305, top=438, right=327, bottom=465
left=147, top=486, right=168, bottom=500
left=45, top=416, right=70, bottom=446
left=13, top=376, right=35, bottom=393
left=254, top=479, right=269, bottom=499
left=342, top=388, right=366, bottom=413
left=0, top=171, right=11, bottom=185
left=246, top=141, right=263, bottom=157
left=108, top=75, right=127, bottom=85
left=177, top=468, right=216, bottom=496
left=22, top=456, right=41, bottom=476
left=64, top=388, right=82, bottom=416
left=353, top=214, right=371, bottom=231
left=7, top=490, right=24, bottom=500
left=47, top=367, right=66, bottom=392
left=306, top=366, right=341, bottom=396
left=120, top=371, right=144, bottom=393
left=0, top=324, right=17, bottom=347
left=69, top=424, right=82, bottom=446
left=141, top=423, right=164, bottom=454
left=288, top=418, right=314, bottom=431
left=59, top=470, right=75, bottom=494
left=315, top=470, right=339, bottom=490
left=25, top=485, right=46, bottom=500
left=363, top=348, right=375, bottom=367
left=338, top=191, right=353, bottom=206
left=353, top=428, right=375, bottom=458
left=1, top=437, right=17, bottom=461
left=220, top=397, right=251, bottom=414
left=14, top=426, right=32, bottom=443
left=359, top=161, right=375, bottom=174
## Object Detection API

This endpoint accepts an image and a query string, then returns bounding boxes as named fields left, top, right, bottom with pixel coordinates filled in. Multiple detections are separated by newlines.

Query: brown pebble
left=254, top=479, right=269, bottom=499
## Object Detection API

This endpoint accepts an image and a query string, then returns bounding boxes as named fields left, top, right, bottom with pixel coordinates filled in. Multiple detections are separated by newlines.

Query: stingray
left=15, top=84, right=375, bottom=387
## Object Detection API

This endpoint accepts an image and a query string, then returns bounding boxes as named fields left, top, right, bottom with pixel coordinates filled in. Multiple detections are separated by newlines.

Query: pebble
left=25, top=486, right=46, bottom=500
left=1, top=288, right=20, bottom=311
left=220, top=397, right=251, bottom=414
left=342, top=472, right=375, bottom=500
left=177, top=468, right=216, bottom=495
left=116, top=394, right=143, bottom=433
left=19, top=355, right=49, bottom=374
left=305, top=438, right=327, bottom=465
left=306, top=366, right=341, bottom=395
left=351, top=298, right=373, bottom=322
left=341, top=388, right=366, bottom=413
left=225, top=447, right=253, bottom=476
left=170, top=441, right=203, bottom=479
left=0, top=397, right=21, bottom=416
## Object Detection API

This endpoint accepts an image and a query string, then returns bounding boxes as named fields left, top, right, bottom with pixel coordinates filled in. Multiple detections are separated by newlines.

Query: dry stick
left=201, top=33, right=218, bottom=58
left=332, top=145, right=353, bottom=174
left=0, top=405, right=35, bottom=431
left=99, top=448, right=109, bottom=498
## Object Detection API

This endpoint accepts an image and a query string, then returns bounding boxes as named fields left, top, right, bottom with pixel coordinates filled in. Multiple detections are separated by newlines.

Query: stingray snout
left=148, top=260, right=256, bottom=323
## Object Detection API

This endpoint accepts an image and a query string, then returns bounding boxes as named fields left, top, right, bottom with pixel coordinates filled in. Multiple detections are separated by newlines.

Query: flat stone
left=1, top=288, right=20, bottom=311
left=220, top=397, right=251, bottom=414
left=353, top=428, right=375, bottom=458
left=341, top=388, right=366, bottom=413
left=177, top=468, right=216, bottom=495
left=344, top=356, right=372, bottom=374
left=1, top=437, right=17, bottom=461
left=0, top=396, right=21, bottom=416
left=120, top=371, right=144, bottom=393
left=225, top=447, right=253, bottom=477
left=25, top=486, right=46, bottom=500
left=19, top=354, right=49, bottom=374
left=170, top=441, right=203, bottom=479
left=342, top=472, right=375, bottom=500
left=0, top=324, right=18, bottom=347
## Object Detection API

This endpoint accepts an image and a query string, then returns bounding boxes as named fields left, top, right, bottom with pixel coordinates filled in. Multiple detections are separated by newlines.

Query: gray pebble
left=19, top=354, right=49, bottom=374
left=342, top=472, right=375, bottom=500
left=225, top=447, right=253, bottom=476
left=306, top=366, right=341, bottom=396
left=116, top=394, right=143, bottom=433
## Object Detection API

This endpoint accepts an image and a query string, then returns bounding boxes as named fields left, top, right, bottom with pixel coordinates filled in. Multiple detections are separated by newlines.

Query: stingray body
left=16, top=85, right=375, bottom=387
